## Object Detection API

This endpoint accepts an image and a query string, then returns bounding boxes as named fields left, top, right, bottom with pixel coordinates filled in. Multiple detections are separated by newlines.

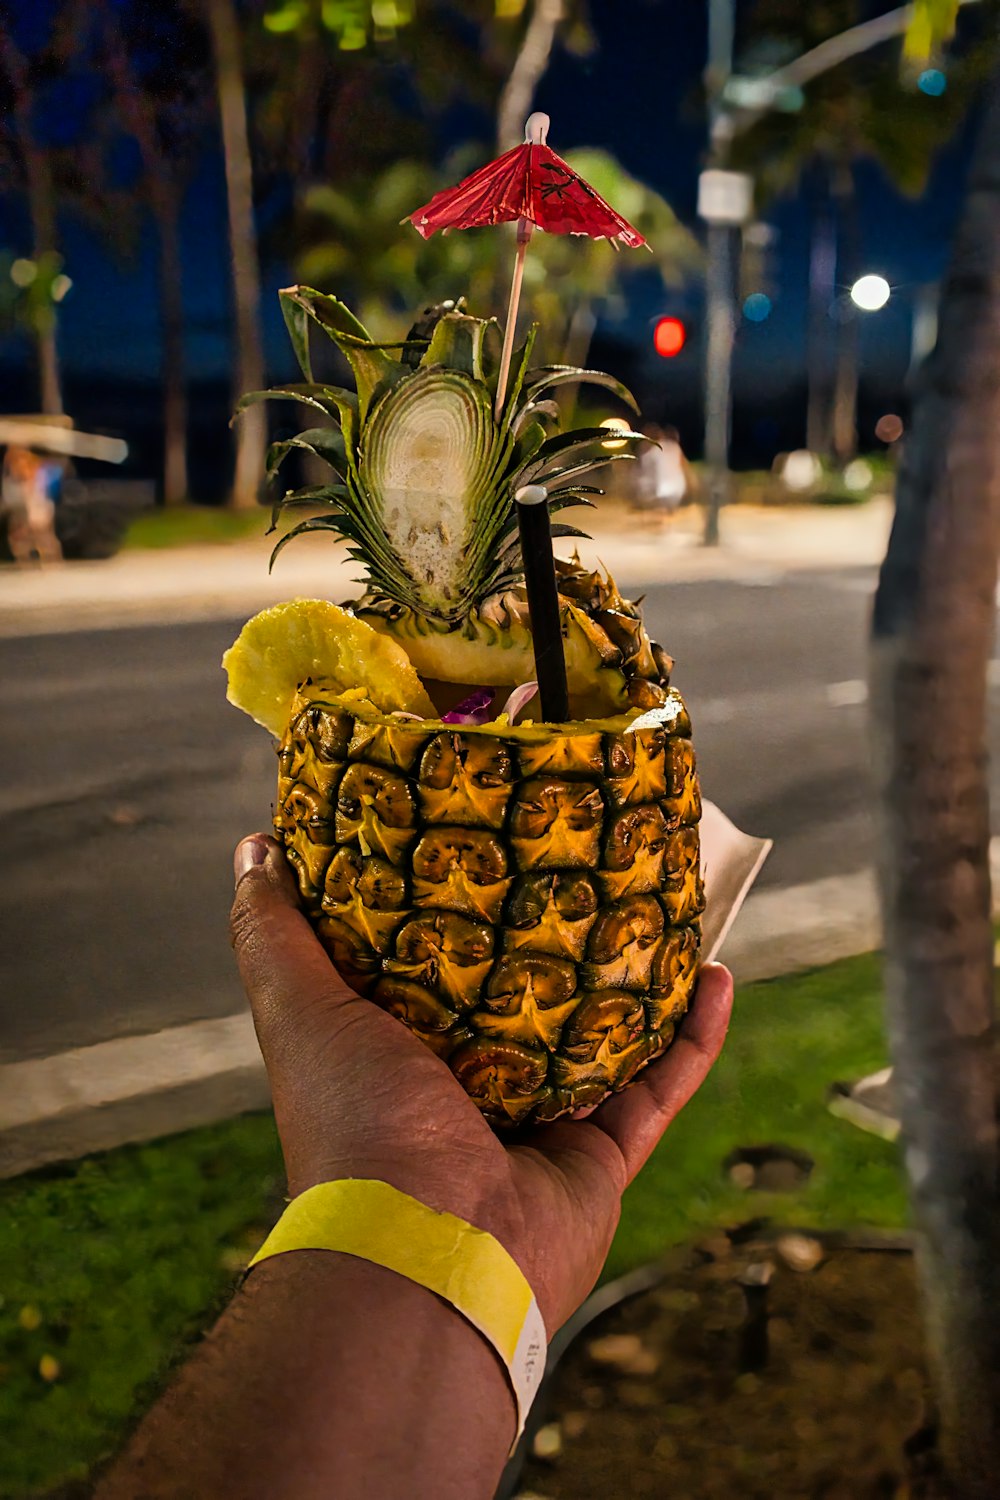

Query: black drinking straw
left=515, top=484, right=569, bottom=723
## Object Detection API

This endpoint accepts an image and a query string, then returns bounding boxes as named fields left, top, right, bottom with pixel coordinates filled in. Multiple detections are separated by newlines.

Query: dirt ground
left=516, top=1235, right=940, bottom=1500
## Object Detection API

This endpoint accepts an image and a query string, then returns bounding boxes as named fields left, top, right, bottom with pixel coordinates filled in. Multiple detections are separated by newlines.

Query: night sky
left=0, top=0, right=986, bottom=464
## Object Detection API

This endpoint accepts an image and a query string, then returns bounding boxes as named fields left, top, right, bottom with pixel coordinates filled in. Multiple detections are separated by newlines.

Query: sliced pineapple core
left=359, top=600, right=633, bottom=719
left=223, top=598, right=436, bottom=735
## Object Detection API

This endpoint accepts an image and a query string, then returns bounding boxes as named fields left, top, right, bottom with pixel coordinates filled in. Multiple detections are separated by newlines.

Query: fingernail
left=234, top=836, right=269, bottom=887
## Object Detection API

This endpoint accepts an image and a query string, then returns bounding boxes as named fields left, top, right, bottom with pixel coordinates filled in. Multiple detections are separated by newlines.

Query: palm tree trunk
left=0, top=31, right=64, bottom=416
left=806, top=165, right=835, bottom=457
left=206, top=0, right=266, bottom=511
left=152, top=180, right=189, bottom=505
left=561, top=300, right=595, bottom=371
left=869, top=68, right=1000, bottom=1498
left=495, top=0, right=565, bottom=153
left=26, top=149, right=63, bottom=417
left=100, top=7, right=189, bottom=504
left=831, top=162, right=859, bottom=465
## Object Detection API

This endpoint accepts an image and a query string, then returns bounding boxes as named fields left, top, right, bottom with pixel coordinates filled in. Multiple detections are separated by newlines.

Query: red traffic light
left=653, top=316, right=686, bottom=358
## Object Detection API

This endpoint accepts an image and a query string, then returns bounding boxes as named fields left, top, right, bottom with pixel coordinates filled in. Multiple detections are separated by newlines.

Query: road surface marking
left=695, top=698, right=735, bottom=724
left=826, top=679, right=868, bottom=707
left=733, top=570, right=786, bottom=588
left=5, top=661, right=210, bottom=704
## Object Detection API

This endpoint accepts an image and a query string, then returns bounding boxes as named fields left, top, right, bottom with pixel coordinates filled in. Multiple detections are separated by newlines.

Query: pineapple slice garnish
left=223, top=598, right=436, bottom=735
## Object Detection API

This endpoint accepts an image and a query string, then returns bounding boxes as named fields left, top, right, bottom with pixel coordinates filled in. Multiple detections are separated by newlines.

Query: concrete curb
left=0, top=1014, right=270, bottom=1179
left=5, top=835, right=1000, bottom=1180
left=0, top=867, right=889, bottom=1181
left=0, top=500, right=893, bottom=640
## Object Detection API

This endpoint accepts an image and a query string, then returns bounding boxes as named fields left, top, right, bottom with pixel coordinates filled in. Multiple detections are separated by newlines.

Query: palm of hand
left=232, top=838, right=732, bottom=1334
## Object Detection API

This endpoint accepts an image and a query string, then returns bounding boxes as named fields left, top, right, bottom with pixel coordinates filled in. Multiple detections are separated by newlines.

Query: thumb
left=588, top=962, right=734, bottom=1184
left=229, top=834, right=360, bottom=1065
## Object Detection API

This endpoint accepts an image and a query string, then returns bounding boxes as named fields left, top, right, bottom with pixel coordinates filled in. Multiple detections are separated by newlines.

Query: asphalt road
left=3, top=566, right=995, bottom=1064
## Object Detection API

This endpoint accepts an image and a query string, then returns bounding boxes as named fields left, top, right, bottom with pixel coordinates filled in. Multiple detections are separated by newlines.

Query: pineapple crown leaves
left=241, top=285, right=648, bottom=620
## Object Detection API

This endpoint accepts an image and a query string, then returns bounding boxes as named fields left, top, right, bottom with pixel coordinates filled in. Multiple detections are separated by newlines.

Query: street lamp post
left=699, top=165, right=753, bottom=546
left=698, top=1, right=979, bottom=544
left=701, top=0, right=737, bottom=548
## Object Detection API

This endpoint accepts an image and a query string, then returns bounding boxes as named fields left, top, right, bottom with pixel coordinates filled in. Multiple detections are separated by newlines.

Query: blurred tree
left=295, top=149, right=698, bottom=366
left=735, top=0, right=990, bottom=461
left=204, top=0, right=268, bottom=510
left=0, top=2, right=144, bottom=419
left=98, top=2, right=210, bottom=505
left=282, top=0, right=681, bottom=375
left=205, top=0, right=549, bottom=506
left=496, top=0, right=570, bottom=152
left=871, top=4, right=1000, bottom=1493
left=248, top=0, right=585, bottom=195
left=0, top=24, right=67, bottom=414
left=248, top=0, right=430, bottom=188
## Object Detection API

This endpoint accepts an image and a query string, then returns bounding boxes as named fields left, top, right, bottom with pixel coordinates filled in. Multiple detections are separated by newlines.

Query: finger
left=229, top=834, right=361, bottom=1059
left=587, top=963, right=734, bottom=1184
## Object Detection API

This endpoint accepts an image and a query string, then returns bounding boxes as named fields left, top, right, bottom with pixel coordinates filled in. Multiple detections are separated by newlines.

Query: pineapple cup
left=274, top=689, right=703, bottom=1128
left=225, top=289, right=706, bottom=1129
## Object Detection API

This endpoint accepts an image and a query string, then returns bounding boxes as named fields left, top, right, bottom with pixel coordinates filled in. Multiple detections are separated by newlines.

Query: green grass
left=0, top=952, right=902, bottom=1496
left=123, top=505, right=267, bottom=550
left=0, top=1118, right=284, bottom=1497
left=698, top=455, right=896, bottom=508
left=608, top=949, right=903, bottom=1279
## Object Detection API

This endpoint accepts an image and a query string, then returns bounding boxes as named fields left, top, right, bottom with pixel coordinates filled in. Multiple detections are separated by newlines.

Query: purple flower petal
left=442, top=688, right=495, bottom=724
left=501, top=681, right=538, bottom=723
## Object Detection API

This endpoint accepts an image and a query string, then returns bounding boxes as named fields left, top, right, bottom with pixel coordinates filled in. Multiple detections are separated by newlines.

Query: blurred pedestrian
left=1, top=445, right=63, bottom=564
left=634, top=423, right=695, bottom=512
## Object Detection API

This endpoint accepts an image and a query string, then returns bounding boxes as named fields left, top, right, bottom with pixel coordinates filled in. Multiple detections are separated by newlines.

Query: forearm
left=95, top=1251, right=516, bottom=1500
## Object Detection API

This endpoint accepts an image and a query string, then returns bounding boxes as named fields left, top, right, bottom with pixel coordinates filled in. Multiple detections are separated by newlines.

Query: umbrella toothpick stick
left=493, top=112, right=548, bottom=421
left=404, top=110, right=648, bottom=722
left=495, top=216, right=533, bottom=420
left=407, top=112, right=645, bottom=422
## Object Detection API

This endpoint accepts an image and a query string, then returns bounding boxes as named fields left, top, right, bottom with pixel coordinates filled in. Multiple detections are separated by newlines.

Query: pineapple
left=224, top=287, right=704, bottom=1127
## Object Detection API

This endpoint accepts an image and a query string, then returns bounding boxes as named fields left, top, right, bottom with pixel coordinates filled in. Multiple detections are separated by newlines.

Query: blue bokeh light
left=743, top=292, right=772, bottom=323
left=918, top=69, right=947, bottom=97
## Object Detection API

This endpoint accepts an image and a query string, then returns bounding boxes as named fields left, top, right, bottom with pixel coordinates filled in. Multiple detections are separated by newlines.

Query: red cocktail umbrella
left=406, top=112, right=646, bottom=416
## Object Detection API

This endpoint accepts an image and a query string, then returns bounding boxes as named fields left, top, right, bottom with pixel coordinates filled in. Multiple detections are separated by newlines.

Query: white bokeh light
left=850, top=274, right=891, bottom=312
left=600, top=416, right=630, bottom=451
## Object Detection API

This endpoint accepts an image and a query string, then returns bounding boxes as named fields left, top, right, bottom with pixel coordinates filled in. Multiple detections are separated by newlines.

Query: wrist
left=246, top=1249, right=517, bottom=1495
left=250, top=1178, right=547, bottom=1441
left=281, top=1151, right=530, bottom=1289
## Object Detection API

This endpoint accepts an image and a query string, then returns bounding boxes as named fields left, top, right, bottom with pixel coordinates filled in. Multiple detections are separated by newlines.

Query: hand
left=230, top=833, right=733, bottom=1336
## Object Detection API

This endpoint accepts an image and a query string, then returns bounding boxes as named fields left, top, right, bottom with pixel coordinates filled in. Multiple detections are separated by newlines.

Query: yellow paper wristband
left=247, top=1179, right=546, bottom=1439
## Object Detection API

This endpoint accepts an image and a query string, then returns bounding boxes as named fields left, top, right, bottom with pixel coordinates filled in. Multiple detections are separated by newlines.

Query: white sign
left=697, top=169, right=754, bottom=226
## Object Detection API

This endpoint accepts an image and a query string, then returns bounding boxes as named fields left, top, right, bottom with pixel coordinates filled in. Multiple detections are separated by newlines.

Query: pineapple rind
left=274, top=687, right=705, bottom=1127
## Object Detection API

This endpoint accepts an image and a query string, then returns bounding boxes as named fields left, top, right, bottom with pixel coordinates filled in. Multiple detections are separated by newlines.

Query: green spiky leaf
left=268, top=483, right=352, bottom=531
left=422, top=311, right=497, bottom=382
left=521, top=429, right=647, bottom=488
left=280, top=283, right=374, bottom=344
left=513, top=399, right=560, bottom=434
left=547, top=493, right=598, bottom=513
left=269, top=514, right=348, bottom=571
left=520, top=365, right=640, bottom=415
left=247, top=293, right=645, bottom=620
left=266, top=428, right=349, bottom=482
left=495, top=328, right=537, bottom=424
left=280, top=291, right=315, bottom=382
left=279, top=286, right=407, bottom=420
left=235, top=383, right=358, bottom=425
